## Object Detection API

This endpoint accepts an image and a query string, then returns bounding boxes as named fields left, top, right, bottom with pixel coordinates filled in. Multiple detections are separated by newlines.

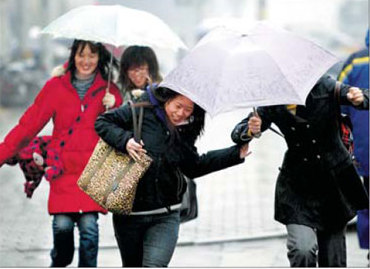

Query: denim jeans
left=50, top=212, right=99, bottom=267
left=113, top=210, right=180, bottom=267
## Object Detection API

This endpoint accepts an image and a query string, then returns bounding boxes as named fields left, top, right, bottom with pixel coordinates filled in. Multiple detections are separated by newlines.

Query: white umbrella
left=160, top=21, right=339, bottom=116
left=41, top=4, right=187, bottom=51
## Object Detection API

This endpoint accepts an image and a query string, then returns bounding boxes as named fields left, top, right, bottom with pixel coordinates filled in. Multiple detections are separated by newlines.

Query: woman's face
left=74, top=44, right=99, bottom=79
left=165, top=95, right=194, bottom=126
left=127, top=64, right=149, bottom=88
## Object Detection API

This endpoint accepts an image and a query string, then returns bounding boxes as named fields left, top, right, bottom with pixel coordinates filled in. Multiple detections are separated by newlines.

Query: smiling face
left=127, top=64, right=149, bottom=88
left=164, top=95, right=194, bottom=126
left=74, top=43, right=99, bottom=79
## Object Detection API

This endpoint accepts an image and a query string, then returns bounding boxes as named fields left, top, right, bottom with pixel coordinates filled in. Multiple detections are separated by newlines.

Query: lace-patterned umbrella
left=160, top=21, right=338, bottom=116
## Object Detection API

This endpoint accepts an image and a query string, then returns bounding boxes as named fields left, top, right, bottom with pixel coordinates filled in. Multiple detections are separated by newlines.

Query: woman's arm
left=343, top=86, right=369, bottom=109
left=324, top=75, right=369, bottom=109
left=0, top=80, right=55, bottom=166
left=179, top=143, right=246, bottom=179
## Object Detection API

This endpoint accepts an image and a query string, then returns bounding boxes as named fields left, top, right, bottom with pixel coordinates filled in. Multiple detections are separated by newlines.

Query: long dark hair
left=154, top=87, right=205, bottom=140
left=120, top=46, right=162, bottom=91
left=67, top=39, right=118, bottom=81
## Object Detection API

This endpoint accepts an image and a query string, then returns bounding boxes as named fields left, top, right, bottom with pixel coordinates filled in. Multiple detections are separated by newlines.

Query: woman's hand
left=347, top=87, right=364, bottom=106
left=102, top=92, right=116, bottom=109
left=248, top=115, right=262, bottom=136
left=126, top=138, right=147, bottom=162
left=239, top=143, right=252, bottom=159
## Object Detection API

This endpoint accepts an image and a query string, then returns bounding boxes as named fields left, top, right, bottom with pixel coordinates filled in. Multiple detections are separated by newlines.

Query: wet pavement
left=0, top=107, right=368, bottom=267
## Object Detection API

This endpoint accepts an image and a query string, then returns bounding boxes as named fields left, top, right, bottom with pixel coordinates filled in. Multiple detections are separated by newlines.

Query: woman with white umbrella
left=0, top=39, right=123, bottom=267
left=231, top=76, right=369, bottom=267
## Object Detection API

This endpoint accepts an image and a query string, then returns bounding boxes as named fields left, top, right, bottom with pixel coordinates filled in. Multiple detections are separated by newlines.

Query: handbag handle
left=128, top=100, right=152, bottom=143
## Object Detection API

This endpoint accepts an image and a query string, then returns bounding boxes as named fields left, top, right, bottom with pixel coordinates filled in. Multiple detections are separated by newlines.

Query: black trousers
left=286, top=224, right=346, bottom=267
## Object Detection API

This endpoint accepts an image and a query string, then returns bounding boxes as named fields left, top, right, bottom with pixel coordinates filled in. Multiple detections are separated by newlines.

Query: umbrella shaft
left=106, top=51, right=113, bottom=94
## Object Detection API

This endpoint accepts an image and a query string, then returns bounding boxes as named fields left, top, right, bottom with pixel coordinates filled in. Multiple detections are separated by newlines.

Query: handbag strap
left=128, top=100, right=139, bottom=142
left=334, top=81, right=342, bottom=129
left=128, top=100, right=152, bottom=142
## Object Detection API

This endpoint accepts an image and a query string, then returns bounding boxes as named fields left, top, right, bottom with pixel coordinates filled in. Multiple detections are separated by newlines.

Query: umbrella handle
left=104, top=48, right=115, bottom=111
left=106, top=50, right=114, bottom=94
left=105, top=83, right=110, bottom=111
left=252, top=107, right=262, bottom=138
left=252, top=107, right=257, bottom=115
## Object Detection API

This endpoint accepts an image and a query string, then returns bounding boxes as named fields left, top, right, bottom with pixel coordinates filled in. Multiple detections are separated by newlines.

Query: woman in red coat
left=0, top=40, right=123, bottom=267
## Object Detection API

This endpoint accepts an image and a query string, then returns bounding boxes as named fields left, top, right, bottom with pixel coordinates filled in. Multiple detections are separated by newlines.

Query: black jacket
left=231, top=76, right=369, bottom=230
left=95, top=92, right=244, bottom=211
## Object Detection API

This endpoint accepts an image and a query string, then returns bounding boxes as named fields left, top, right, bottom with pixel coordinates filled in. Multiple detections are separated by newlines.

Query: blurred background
left=0, top=0, right=368, bottom=107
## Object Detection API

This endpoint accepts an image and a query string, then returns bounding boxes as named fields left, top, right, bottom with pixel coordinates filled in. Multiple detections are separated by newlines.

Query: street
left=0, top=106, right=367, bottom=267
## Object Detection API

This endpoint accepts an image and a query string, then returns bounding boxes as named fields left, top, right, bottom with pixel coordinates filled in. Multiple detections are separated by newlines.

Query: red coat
left=0, top=70, right=123, bottom=214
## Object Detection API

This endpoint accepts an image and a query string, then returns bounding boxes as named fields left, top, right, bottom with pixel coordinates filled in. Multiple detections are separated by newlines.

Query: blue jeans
left=50, top=212, right=99, bottom=267
left=113, top=210, right=180, bottom=267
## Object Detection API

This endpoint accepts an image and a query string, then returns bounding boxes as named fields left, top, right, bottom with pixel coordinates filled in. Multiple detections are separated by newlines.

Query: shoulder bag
left=180, top=176, right=198, bottom=223
left=78, top=101, right=152, bottom=215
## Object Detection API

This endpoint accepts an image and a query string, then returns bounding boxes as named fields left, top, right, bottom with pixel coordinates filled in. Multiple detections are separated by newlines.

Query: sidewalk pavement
left=0, top=227, right=367, bottom=267
left=0, top=108, right=368, bottom=267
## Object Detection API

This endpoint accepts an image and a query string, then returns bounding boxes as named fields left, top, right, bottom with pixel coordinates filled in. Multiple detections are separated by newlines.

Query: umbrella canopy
left=41, top=5, right=187, bottom=51
left=160, top=21, right=339, bottom=116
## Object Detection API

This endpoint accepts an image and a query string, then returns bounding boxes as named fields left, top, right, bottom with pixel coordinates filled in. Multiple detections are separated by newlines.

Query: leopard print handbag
left=78, top=101, right=152, bottom=214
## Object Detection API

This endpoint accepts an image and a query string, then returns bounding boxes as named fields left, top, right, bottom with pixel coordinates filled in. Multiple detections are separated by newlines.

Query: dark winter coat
left=0, top=70, right=123, bottom=214
left=231, top=76, right=369, bottom=230
left=95, top=92, right=244, bottom=212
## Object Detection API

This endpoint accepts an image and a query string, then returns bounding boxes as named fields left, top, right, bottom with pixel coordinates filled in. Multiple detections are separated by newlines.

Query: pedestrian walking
left=119, top=45, right=162, bottom=103
left=338, top=29, right=369, bottom=257
left=231, top=75, right=369, bottom=267
left=0, top=39, right=123, bottom=267
left=94, top=86, right=250, bottom=267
